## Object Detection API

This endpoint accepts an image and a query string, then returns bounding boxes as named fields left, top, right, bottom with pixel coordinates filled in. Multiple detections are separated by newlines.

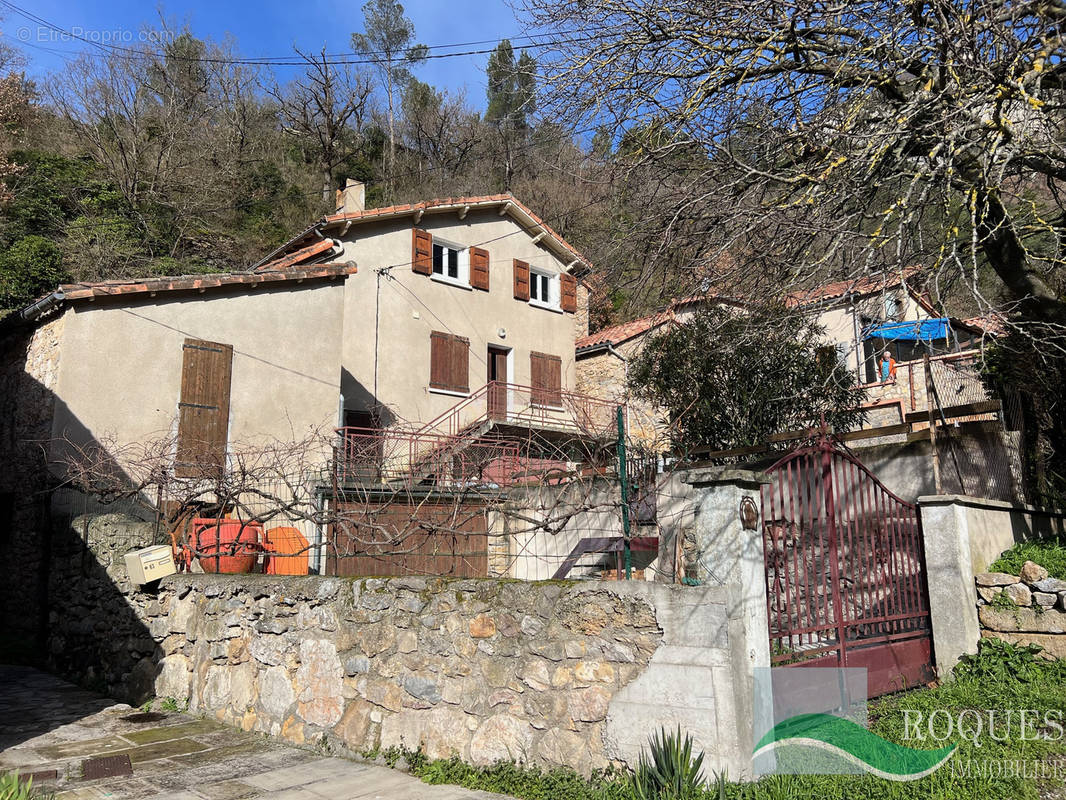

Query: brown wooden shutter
left=451, top=334, right=470, bottom=392
left=175, top=338, right=233, bottom=478
left=469, top=247, right=490, bottom=291
left=530, top=351, right=562, bottom=406
left=430, top=331, right=470, bottom=392
left=560, top=273, right=577, bottom=313
left=412, top=228, right=433, bottom=275
left=513, top=259, right=530, bottom=300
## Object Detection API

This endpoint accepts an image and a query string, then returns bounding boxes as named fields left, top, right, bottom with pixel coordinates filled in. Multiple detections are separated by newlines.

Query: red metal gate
left=761, top=436, right=935, bottom=696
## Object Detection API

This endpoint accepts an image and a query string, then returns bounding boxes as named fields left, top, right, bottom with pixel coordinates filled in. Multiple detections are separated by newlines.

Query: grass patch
left=989, top=539, right=1066, bottom=580
left=393, top=640, right=1066, bottom=799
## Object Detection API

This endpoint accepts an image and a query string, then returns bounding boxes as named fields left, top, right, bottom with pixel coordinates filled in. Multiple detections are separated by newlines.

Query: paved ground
left=0, top=666, right=508, bottom=799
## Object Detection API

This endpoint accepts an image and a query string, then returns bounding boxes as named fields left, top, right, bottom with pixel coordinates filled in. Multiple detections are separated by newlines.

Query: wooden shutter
left=175, top=338, right=233, bottom=478
left=412, top=228, right=433, bottom=275
left=560, top=273, right=577, bottom=313
left=513, top=259, right=530, bottom=300
left=430, top=331, right=470, bottom=392
left=530, top=351, right=562, bottom=406
left=469, top=247, right=490, bottom=291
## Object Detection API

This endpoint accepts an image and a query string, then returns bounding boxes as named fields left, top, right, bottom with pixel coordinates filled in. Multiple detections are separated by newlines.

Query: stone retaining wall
left=976, top=560, right=1066, bottom=658
left=142, top=575, right=661, bottom=774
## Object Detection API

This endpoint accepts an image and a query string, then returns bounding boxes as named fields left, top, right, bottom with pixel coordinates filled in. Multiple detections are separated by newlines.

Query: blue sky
left=5, top=0, right=525, bottom=110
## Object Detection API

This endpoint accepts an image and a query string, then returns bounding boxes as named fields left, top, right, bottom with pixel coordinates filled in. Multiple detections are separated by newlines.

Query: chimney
left=336, top=179, right=365, bottom=214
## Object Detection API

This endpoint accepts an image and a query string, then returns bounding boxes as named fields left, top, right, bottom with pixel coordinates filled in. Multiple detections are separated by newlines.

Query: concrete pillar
left=683, top=467, right=772, bottom=773
left=917, top=497, right=980, bottom=677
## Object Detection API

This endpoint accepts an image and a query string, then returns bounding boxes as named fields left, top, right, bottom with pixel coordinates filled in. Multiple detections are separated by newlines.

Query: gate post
left=683, top=467, right=773, bottom=765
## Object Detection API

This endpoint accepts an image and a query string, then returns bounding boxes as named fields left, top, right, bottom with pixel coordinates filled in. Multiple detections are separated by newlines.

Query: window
left=430, top=240, right=469, bottom=287
left=433, top=243, right=460, bottom=280
left=175, top=338, right=233, bottom=478
left=530, top=351, right=562, bottom=407
left=430, top=331, right=470, bottom=393
left=529, top=269, right=556, bottom=307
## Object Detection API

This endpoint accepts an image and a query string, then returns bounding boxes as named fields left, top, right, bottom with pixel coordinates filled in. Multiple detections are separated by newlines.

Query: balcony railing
left=414, top=381, right=622, bottom=440
left=333, top=426, right=521, bottom=488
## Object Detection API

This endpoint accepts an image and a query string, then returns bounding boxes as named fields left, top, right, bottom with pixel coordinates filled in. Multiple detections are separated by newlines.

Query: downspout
left=605, top=343, right=631, bottom=439
left=21, top=290, right=65, bottom=323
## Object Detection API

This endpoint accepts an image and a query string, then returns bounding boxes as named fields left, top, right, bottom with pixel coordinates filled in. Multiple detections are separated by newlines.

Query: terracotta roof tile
left=55, top=263, right=357, bottom=303
left=784, top=266, right=922, bottom=307
left=962, top=311, right=1010, bottom=336
left=576, top=311, right=675, bottom=351
left=252, top=238, right=339, bottom=273
left=289, top=193, right=591, bottom=272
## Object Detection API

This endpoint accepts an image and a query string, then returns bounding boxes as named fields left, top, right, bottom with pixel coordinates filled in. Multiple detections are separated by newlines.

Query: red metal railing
left=334, top=426, right=521, bottom=488
left=414, top=381, right=622, bottom=440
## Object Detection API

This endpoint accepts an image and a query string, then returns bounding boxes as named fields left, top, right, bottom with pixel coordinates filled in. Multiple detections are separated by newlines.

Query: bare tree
left=268, top=47, right=374, bottom=203
left=520, top=0, right=1066, bottom=334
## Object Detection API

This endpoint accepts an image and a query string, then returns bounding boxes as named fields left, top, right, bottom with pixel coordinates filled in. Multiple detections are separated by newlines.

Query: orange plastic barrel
left=191, top=518, right=262, bottom=573
left=264, top=526, right=310, bottom=575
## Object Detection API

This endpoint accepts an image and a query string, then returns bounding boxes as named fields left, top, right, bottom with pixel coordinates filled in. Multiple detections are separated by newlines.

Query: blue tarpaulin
left=863, top=318, right=951, bottom=342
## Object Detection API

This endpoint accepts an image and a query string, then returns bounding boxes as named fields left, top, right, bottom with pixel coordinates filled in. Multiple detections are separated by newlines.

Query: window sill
left=531, top=402, right=565, bottom=411
left=431, top=274, right=472, bottom=291
left=429, top=386, right=471, bottom=398
left=528, top=300, right=563, bottom=313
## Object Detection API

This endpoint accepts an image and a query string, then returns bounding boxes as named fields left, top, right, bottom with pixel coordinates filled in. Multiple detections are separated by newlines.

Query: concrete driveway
left=0, top=666, right=507, bottom=799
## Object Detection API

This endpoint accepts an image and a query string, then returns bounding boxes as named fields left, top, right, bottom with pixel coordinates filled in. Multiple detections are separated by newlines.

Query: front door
left=487, top=346, right=508, bottom=421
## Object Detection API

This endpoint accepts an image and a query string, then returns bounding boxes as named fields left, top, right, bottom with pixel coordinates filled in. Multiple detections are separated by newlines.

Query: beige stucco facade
left=49, top=282, right=347, bottom=474
left=332, top=210, right=584, bottom=429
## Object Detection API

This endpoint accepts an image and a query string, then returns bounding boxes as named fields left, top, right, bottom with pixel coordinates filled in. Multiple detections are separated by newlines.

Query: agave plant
left=629, top=726, right=706, bottom=800
left=0, top=772, right=49, bottom=800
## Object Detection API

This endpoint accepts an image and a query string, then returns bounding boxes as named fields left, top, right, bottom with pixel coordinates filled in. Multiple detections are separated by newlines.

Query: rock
left=282, top=715, right=305, bottom=745
left=1034, top=578, right=1066, bottom=593
left=363, top=679, right=405, bottom=712
left=977, top=586, right=1003, bottom=603
left=600, top=641, right=637, bottom=663
left=397, top=631, right=418, bottom=654
left=469, top=714, right=534, bottom=766
left=469, top=615, right=496, bottom=638
left=360, top=624, right=396, bottom=657
left=1020, top=561, right=1049, bottom=584
left=380, top=706, right=469, bottom=760
left=402, top=674, right=441, bottom=704
left=154, top=654, right=190, bottom=699
left=983, top=630, right=1066, bottom=659
left=201, top=665, right=232, bottom=711
left=975, top=572, right=1021, bottom=587
left=295, top=639, right=344, bottom=727
left=259, top=665, right=296, bottom=720
left=1034, top=592, right=1058, bottom=608
left=249, top=636, right=286, bottom=666
left=575, top=661, right=615, bottom=683
left=537, top=727, right=591, bottom=774
left=519, top=615, right=544, bottom=637
left=518, top=660, right=551, bottom=691
left=391, top=577, right=428, bottom=592
left=1004, top=583, right=1033, bottom=607
left=336, top=701, right=375, bottom=752
left=567, top=687, right=611, bottom=722
left=345, top=655, right=371, bottom=676
left=979, top=606, right=1066, bottom=633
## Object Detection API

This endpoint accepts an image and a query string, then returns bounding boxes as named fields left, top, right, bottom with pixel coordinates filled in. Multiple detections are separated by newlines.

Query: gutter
left=20, top=289, right=65, bottom=323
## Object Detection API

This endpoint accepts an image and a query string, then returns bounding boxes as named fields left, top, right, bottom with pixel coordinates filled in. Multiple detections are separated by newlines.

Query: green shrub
left=629, top=727, right=706, bottom=800
left=0, top=772, right=50, bottom=800
left=989, top=540, right=1066, bottom=580
left=953, top=637, right=1048, bottom=683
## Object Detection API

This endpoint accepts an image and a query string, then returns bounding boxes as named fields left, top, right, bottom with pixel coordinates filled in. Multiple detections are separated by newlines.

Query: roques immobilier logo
left=753, top=668, right=1065, bottom=781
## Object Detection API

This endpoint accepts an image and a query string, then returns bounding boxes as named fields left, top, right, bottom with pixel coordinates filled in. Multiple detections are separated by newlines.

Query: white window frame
left=528, top=268, right=560, bottom=311
left=430, top=239, right=471, bottom=289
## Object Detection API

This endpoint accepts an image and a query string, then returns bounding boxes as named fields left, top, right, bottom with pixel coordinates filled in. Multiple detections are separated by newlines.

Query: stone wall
left=141, top=575, right=662, bottom=774
left=0, top=315, right=65, bottom=659
left=976, top=561, right=1066, bottom=658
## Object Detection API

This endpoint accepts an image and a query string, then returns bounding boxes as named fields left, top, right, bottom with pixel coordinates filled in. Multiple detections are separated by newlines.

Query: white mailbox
left=124, top=545, right=177, bottom=585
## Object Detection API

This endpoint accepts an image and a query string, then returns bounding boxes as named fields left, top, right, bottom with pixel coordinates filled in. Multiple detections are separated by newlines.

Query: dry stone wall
left=145, top=574, right=662, bottom=774
left=976, top=560, right=1066, bottom=658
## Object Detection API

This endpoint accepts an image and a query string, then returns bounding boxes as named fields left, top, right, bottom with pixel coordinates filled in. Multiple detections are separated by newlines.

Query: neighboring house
left=576, top=267, right=970, bottom=451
